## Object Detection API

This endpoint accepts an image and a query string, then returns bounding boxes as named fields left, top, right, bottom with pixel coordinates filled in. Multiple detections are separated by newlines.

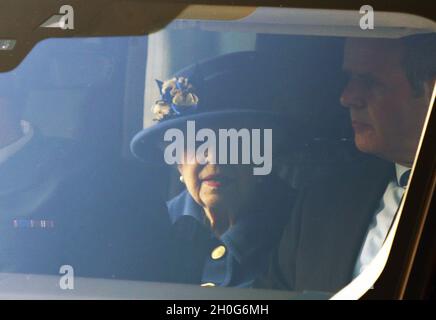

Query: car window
left=0, top=4, right=435, bottom=299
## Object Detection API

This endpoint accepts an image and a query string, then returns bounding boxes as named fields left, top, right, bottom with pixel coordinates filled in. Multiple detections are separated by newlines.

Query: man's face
left=340, top=38, right=431, bottom=166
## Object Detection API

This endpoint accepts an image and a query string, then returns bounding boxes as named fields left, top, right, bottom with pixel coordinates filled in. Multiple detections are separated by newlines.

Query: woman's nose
left=196, top=147, right=217, bottom=164
left=206, top=147, right=218, bottom=164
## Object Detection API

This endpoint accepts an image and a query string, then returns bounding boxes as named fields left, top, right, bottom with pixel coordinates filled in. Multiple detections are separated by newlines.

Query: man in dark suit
left=256, top=34, right=436, bottom=293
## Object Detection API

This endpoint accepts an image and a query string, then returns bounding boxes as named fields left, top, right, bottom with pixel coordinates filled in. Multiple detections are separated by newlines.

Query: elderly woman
left=131, top=53, right=297, bottom=287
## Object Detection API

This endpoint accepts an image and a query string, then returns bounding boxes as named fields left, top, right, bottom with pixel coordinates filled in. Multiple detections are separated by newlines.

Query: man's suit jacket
left=255, top=154, right=395, bottom=293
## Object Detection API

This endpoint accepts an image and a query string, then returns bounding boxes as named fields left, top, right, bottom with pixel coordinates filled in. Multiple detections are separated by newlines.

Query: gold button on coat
left=211, top=245, right=226, bottom=260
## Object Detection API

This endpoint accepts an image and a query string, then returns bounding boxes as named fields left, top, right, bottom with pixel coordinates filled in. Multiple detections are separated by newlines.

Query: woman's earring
left=179, top=175, right=185, bottom=183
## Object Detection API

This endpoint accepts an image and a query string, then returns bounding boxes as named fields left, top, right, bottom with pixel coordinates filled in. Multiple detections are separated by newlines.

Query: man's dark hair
left=402, top=33, right=436, bottom=97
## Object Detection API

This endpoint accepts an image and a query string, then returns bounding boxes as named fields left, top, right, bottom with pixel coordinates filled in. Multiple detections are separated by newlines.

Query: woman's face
left=177, top=149, right=259, bottom=220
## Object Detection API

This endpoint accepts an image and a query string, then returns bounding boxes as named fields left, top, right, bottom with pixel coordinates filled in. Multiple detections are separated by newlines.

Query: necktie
left=399, top=169, right=411, bottom=188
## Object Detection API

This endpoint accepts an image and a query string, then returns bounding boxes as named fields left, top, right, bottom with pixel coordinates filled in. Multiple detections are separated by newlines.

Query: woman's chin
left=201, top=195, right=223, bottom=208
left=200, top=191, right=230, bottom=210
left=199, top=183, right=239, bottom=211
left=201, top=181, right=232, bottom=196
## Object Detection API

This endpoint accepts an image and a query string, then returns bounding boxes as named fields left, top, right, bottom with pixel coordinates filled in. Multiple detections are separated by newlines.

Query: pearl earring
left=179, top=175, right=185, bottom=183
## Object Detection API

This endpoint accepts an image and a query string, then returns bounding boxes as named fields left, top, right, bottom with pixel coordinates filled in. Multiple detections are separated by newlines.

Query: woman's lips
left=201, top=174, right=232, bottom=188
left=203, top=180, right=222, bottom=187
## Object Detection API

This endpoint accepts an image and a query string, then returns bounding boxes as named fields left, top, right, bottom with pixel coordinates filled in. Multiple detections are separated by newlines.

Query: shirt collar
left=0, top=121, right=34, bottom=166
left=395, top=163, right=411, bottom=187
left=166, top=190, right=205, bottom=224
left=167, top=190, right=279, bottom=264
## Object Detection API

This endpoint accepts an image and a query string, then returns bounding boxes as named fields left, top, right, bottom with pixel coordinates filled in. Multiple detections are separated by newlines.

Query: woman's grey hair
left=402, top=33, right=436, bottom=97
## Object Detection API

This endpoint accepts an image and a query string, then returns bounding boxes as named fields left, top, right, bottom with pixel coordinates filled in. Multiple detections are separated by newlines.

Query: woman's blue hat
left=131, top=51, right=304, bottom=164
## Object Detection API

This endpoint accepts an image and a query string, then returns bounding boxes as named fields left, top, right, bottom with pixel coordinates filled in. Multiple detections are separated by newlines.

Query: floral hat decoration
left=151, top=77, right=199, bottom=122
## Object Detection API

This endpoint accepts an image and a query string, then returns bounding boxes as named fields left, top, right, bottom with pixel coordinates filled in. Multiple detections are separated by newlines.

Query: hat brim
left=131, top=109, right=302, bottom=165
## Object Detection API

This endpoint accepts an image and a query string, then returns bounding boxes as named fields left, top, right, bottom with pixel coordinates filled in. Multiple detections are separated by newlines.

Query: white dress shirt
left=0, top=121, right=34, bottom=166
left=353, top=163, right=411, bottom=278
